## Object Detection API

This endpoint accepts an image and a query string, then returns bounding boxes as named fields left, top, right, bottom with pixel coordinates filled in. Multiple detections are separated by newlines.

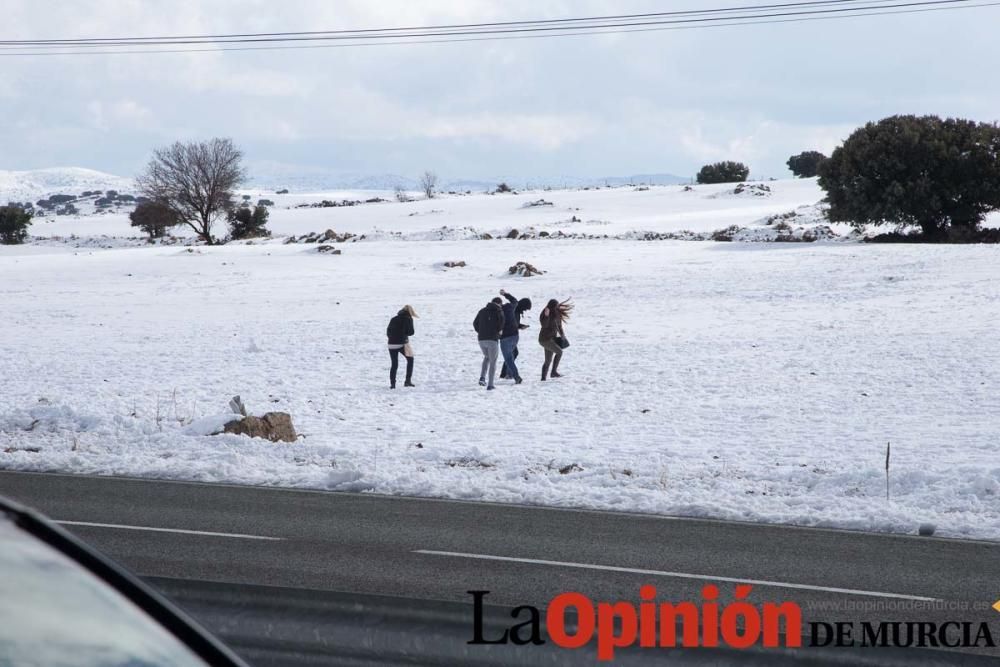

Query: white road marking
left=57, top=520, right=283, bottom=541
left=413, top=550, right=940, bottom=602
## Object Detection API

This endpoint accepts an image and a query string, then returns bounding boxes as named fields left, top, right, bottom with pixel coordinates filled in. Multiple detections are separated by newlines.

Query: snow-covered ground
left=2, top=177, right=999, bottom=540
left=27, top=177, right=833, bottom=240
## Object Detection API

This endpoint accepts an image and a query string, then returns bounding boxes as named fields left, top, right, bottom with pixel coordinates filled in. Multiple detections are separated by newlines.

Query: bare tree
left=136, top=138, right=246, bottom=244
left=420, top=170, right=438, bottom=199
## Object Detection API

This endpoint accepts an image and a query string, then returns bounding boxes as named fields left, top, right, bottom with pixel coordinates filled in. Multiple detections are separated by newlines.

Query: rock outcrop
left=224, top=412, right=297, bottom=443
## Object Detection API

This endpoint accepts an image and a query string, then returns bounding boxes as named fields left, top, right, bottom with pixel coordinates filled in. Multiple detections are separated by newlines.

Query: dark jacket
left=500, top=293, right=528, bottom=338
left=473, top=302, right=505, bottom=342
left=538, top=308, right=563, bottom=342
left=387, top=309, right=414, bottom=345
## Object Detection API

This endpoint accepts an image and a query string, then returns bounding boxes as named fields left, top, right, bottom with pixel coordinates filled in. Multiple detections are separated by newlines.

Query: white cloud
left=677, top=120, right=859, bottom=176
left=422, top=113, right=597, bottom=150
left=86, top=100, right=153, bottom=132
left=2, top=0, right=998, bottom=177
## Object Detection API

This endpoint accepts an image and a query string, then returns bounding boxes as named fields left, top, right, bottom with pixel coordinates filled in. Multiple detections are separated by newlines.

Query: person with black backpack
left=473, top=297, right=505, bottom=390
left=386, top=305, right=417, bottom=389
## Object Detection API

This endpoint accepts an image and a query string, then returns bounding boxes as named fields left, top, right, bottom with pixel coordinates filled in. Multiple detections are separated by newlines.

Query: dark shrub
left=696, top=161, right=749, bottom=184
left=0, top=206, right=32, bottom=244
left=130, top=200, right=180, bottom=239
left=819, top=115, right=1000, bottom=241
left=228, top=205, right=270, bottom=240
left=786, top=151, right=828, bottom=178
left=710, top=224, right=742, bottom=241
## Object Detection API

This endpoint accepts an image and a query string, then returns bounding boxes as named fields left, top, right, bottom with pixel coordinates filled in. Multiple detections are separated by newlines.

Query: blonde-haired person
left=386, top=305, right=418, bottom=389
left=538, top=298, right=573, bottom=381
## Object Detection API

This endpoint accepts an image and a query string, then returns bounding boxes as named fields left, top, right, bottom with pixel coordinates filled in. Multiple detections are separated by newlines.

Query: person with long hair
left=386, top=305, right=417, bottom=388
left=538, top=298, right=572, bottom=381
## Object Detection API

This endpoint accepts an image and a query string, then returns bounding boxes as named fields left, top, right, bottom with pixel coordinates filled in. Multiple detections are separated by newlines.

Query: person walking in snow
left=497, top=289, right=531, bottom=384
left=539, top=298, right=573, bottom=381
left=473, top=297, right=505, bottom=390
left=386, top=305, right=418, bottom=388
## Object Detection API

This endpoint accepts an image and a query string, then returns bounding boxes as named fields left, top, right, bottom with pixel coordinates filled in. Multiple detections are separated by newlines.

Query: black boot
left=403, top=357, right=414, bottom=387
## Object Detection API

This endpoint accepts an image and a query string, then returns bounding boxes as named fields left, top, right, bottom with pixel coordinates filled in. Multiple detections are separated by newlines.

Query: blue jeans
left=499, top=334, right=520, bottom=381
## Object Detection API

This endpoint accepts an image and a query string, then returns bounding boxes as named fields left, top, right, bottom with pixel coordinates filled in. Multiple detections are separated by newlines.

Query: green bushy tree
left=786, top=151, right=828, bottom=178
left=228, top=205, right=270, bottom=239
left=129, top=200, right=180, bottom=239
left=819, top=115, right=1000, bottom=241
left=696, top=161, right=750, bottom=184
left=0, top=206, right=32, bottom=244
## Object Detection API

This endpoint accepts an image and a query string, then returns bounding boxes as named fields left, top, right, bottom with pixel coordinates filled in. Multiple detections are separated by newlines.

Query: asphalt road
left=1, top=471, right=998, bottom=665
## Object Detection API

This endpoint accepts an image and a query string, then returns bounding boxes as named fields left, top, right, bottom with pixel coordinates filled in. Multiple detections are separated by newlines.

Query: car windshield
left=0, top=516, right=206, bottom=667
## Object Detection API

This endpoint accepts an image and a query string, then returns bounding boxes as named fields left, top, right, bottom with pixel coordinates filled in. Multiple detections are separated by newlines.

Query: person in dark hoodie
left=497, top=289, right=531, bottom=384
left=473, top=297, right=505, bottom=390
left=538, top=298, right=573, bottom=381
left=386, top=305, right=417, bottom=389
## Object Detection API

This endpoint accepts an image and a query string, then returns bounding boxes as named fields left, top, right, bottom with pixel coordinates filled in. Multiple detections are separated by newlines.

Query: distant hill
left=0, top=167, right=135, bottom=204
left=0, top=165, right=691, bottom=202
left=243, top=162, right=418, bottom=192
left=244, top=162, right=690, bottom=192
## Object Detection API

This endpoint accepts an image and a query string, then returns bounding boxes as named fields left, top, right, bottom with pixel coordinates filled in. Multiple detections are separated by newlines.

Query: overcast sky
left=4, top=0, right=999, bottom=181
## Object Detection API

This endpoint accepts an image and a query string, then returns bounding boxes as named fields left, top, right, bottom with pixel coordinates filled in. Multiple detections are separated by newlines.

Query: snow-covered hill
left=0, top=165, right=689, bottom=204
left=0, top=163, right=694, bottom=202
left=0, top=167, right=135, bottom=204
left=242, top=161, right=689, bottom=193
left=24, top=177, right=837, bottom=242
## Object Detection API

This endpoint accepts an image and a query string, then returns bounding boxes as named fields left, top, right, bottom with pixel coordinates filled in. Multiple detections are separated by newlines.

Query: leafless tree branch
left=420, top=170, right=438, bottom=200
left=136, top=138, right=246, bottom=244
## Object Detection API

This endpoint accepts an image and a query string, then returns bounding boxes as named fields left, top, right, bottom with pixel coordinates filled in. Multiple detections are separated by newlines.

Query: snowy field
left=2, top=177, right=999, bottom=540
left=25, top=177, right=834, bottom=241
